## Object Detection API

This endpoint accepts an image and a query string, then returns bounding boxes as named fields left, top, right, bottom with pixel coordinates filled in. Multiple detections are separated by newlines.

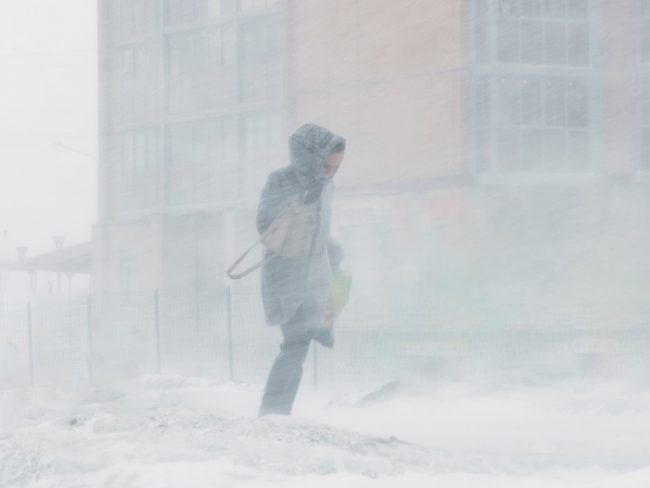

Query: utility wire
left=0, top=62, right=96, bottom=73
left=0, top=48, right=96, bottom=58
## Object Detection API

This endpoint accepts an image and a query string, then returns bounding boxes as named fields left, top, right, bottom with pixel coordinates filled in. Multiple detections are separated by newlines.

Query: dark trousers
left=259, top=303, right=320, bottom=416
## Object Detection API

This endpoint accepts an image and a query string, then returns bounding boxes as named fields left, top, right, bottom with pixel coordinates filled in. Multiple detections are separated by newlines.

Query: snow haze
left=1, top=1, right=650, bottom=486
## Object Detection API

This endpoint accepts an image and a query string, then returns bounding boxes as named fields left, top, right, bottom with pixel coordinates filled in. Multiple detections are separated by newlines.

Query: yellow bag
left=324, top=268, right=352, bottom=325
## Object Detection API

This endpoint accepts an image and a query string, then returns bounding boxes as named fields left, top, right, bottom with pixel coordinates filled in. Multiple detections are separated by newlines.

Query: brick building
left=95, top=0, right=649, bottom=325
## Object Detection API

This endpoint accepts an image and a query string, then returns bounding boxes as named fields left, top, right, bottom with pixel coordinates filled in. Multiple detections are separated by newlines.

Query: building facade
left=95, top=0, right=288, bottom=299
left=96, top=0, right=649, bottom=327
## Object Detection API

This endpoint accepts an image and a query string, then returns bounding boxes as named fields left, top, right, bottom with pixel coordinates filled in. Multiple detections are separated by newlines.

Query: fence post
left=154, top=289, right=161, bottom=374
left=86, top=294, right=94, bottom=383
left=27, top=301, right=34, bottom=387
left=313, top=343, right=319, bottom=391
left=226, top=287, right=234, bottom=381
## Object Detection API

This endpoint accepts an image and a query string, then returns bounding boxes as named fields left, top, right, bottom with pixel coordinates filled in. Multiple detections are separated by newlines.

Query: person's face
left=323, top=151, right=344, bottom=178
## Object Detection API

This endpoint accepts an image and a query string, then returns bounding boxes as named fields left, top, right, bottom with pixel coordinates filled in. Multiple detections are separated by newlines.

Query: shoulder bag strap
left=226, top=237, right=272, bottom=280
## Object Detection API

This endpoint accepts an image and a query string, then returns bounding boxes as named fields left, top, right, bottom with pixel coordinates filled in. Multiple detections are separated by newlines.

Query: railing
left=0, top=286, right=649, bottom=391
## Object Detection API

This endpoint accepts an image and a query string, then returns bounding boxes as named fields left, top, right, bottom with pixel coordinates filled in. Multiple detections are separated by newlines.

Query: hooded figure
left=257, top=123, right=345, bottom=416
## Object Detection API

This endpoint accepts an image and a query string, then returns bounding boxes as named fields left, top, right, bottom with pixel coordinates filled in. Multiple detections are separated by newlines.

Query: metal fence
left=1, top=285, right=649, bottom=391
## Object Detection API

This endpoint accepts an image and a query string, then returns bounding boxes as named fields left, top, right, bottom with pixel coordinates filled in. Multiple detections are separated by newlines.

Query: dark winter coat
left=257, top=124, right=345, bottom=329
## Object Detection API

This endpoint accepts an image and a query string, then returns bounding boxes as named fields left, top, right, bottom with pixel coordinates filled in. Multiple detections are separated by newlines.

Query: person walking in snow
left=257, top=123, right=346, bottom=416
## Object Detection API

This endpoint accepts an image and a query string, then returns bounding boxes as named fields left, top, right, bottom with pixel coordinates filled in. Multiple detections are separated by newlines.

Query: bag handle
left=226, top=203, right=296, bottom=280
left=226, top=237, right=269, bottom=280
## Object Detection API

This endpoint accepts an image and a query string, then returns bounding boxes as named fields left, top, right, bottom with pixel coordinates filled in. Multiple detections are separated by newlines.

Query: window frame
left=470, top=0, right=599, bottom=176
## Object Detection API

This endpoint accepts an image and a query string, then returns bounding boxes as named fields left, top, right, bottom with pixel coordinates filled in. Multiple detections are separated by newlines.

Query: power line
left=51, top=141, right=98, bottom=160
left=0, top=62, right=96, bottom=73
left=0, top=48, right=97, bottom=58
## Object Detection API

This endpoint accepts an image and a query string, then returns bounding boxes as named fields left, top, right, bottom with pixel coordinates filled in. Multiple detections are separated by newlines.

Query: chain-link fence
left=1, top=286, right=649, bottom=391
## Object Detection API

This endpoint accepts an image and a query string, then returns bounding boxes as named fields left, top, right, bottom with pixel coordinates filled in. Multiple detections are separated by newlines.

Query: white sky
left=0, top=0, right=97, bottom=260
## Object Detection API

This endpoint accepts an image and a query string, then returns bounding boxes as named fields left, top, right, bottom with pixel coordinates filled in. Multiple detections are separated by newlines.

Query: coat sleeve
left=257, top=171, right=293, bottom=235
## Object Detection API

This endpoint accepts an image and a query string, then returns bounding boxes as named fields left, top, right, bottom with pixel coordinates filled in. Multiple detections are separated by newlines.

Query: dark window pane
left=203, top=29, right=223, bottom=71
left=544, top=77, right=566, bottom=126
left=499, top=76, right=522, bottom=125
left=642, top=129, right=650, bottom=170
left=544, top=130, right=566, bottom=170
left=475, top=128, right=491, bottom=171
left=568, top=23, right=590, bottom=66
left=475, top=78, right=491, bottom=170
left=471, top=0, right=488, bottom=18
left=521, top=129, right=546, bottom=170
left=521, top=20, right=544, bottom=63
left=240, top=0, right=279, bottom=11
left=194, top=121, right=214, bottom=166
left=567, top=79, right=588, bottom=126
left=167, top=0, right=194, bottom=24
left=640, top=76, right=650, bottom=127
left=123, top=134, right=134, bottom=173
left=170, top=123, right=194, bottom=166
left=121, top=48, right=134, bottom=81
left=521, top=77, right=542, bottom=124
left=640, top=0, right=650, bottom=17
left=567, top=0, right=588, bottom=18
left=544, top=21, right=566, bottom=64
left=241, top=18, right=281, bottom=64
left=474, top=21, right=490, bottom=64
left=499, top=0, right=520, bottom=16
left=135, top=130, right=157, bottom=172
left=136, top=0, right=159, bottom=34
left=521, top=0, right=542, bottom=17
left=240, top=18, right=282, bottom=102
left=195, top=0, right=223, bottom=18
left=640, top=20, right=650, bottom=64
left=544, top=0, right=566, bottom=18
left=498, top=20, right=520, bottom=63
left=167, top=33, right=193, bottom=76
left=498, top=128, right=521, bottom=170
left=567, top=130, right=590, bottom=171
left=120, top=0, right=134, bottom=38
left=475, top=78, right=491, bottom=126
left=223, top=25, right=236, bottom=65
left=133, top=44, right=155, bottom=81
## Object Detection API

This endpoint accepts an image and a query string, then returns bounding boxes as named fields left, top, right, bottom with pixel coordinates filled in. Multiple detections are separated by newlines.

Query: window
left=167, top=28, right=234, bottom=76
left=470, top=0, right=594, bottom=173
left=239, top=17, right=283, bottom=102
left=168, top=119, right=236, bottom=168
left=489, top=0, right=591, bottom=66
left=239, top=0, right=279, bottom=12
left=475, top=74, right=590, bottom=172
left=119, top=250, right=137, bottom=305
left=120, top=44, right=157, bottom=82
left=640, top=0, right=650, bottom=65
left=242, top=112, right=282, bottom=160
left=122, top=129, right=159, bottom=174
left=641, top=73, right=650, bottom=170
left=119, top=0, right=159, bottom=39
left=637, top=0, right=650, bottom=171
left=470, top=0, right=490, bottom=64
left=166, top=0, right=226, bottom=25
left=167, top=118, right=238, bottom=204
left=119, top=129, right=161, bottom=213
left=166, top=27, right=236, bottom=112
left=119, top=43, right=159, bottom=121
left=639, top=1, right=650, bottom=170
left=240, top=111, right=284, bottom=193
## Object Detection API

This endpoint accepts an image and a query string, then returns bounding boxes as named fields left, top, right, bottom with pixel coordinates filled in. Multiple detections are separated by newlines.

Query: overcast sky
left=0, top=0, right=97, bottom=260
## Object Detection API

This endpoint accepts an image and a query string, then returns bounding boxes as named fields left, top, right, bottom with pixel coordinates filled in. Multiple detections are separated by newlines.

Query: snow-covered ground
left=2, top=375, right=650, bottom=487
